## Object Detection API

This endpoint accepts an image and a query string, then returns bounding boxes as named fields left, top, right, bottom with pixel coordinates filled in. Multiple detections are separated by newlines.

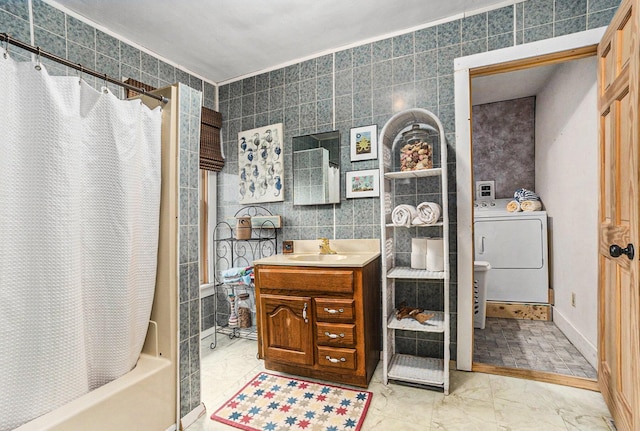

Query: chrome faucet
left=318, top=238, right=337, bottom=254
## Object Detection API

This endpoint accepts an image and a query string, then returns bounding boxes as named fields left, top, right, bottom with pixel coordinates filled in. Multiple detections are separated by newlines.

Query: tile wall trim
left=217, top=0, right=520, bottom=86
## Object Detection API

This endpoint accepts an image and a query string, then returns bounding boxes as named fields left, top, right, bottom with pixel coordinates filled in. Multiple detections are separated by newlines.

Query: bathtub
left=14, top=323, right=177, bottom=431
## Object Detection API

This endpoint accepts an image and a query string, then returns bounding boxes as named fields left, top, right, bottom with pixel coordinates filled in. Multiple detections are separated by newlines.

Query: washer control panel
left=474, top=200, right=497, bottom=209
left=474, top=198, right=513, bottom=215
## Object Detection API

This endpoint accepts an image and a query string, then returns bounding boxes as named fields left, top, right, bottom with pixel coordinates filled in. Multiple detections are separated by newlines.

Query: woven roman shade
left=200, top=107, right=225, bottom=172
left=124, top=79, right=224, bottom=172
left=123, top=78, right=156, bottom=99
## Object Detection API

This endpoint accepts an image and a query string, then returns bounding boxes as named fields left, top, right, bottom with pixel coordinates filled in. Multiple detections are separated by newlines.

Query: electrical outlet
left=283, top=240, right=294, bottom=254
left=571, top=292, right=576, bottom=307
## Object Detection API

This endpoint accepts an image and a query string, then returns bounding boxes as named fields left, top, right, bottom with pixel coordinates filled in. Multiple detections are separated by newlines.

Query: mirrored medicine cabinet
left=292, top=130, right=341, bottom=205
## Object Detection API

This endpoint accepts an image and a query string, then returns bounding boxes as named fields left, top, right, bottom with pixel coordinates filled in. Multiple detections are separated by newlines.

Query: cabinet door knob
left=302, top=303, right=308, bottom=323
left=324, top=331, right=345, bottom=339
left=324, top=307, right=344, bottom=314
left=325, top=355, right=346, bottom=363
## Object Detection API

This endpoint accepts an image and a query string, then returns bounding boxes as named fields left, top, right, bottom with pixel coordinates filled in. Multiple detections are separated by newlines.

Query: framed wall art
left=238, top=123, right=284, bottom=204
left=345, top=169, right=380, bottom=198
left=350, top=124, right=378, bottom=161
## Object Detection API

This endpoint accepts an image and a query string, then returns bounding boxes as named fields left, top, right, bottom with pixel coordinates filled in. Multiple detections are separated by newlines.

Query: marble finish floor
left=474, top=318, right=597, bottom=379
left=189, top=335, right=612, bottom=430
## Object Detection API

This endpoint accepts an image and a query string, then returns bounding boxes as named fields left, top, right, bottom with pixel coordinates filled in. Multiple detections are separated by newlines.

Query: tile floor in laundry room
left=473, top=318, right=597, bottom=379
left=188, top=334, right=612, bottom=430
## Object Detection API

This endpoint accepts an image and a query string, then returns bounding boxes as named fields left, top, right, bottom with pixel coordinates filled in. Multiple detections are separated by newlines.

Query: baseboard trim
left=180, top=402, right=206, bottom=430
left=553, top=307, right=597, bottom=369
left=200, top=326, right=216, bottom=340
left=486, top=301, right=551, bottom=320
left=604, top=416, right=617, bottom=430
left=472, top=362, right=599, bottom=391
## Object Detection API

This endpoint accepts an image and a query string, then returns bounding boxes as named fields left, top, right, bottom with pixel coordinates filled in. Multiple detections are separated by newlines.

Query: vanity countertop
left=253, top=239, right=380, bottom=268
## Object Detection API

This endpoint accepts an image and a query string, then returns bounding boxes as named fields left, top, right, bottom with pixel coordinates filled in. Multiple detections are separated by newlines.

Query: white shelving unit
left=378, top=108, right=450, bottom=394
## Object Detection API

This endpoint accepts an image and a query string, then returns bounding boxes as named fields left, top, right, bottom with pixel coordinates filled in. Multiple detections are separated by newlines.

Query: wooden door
left=597, top=0, right=640, bottom=430
left=259, top=294, right=314, bottom=366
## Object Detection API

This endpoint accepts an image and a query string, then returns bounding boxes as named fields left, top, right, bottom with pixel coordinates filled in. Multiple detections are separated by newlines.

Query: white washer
left=474, top=198, right=549, bottom=303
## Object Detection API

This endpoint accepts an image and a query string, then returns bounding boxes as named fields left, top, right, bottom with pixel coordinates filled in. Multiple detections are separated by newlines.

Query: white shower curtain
left=0, top=52, right=162, bottom=430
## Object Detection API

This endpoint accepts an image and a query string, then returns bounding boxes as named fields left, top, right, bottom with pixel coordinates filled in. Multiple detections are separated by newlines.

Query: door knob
left=609, top=243, right=635, bottom=260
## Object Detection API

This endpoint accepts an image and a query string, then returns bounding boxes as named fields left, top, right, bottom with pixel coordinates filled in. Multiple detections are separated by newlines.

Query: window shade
left=123, top=78, right=156, bottom=99
left=200, top=107, right=224, bottom=172
left=124, top=79, right=225, bottom=172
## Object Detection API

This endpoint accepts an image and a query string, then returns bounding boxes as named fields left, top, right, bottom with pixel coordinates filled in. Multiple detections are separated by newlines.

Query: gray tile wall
left=0, top=0, right=216, bottom=109
left=0, top=0, right=213, bottom=420
left=178, top=84, right=203, bottom=418
left=201, top=295, right=216, bottom=331
left=293, top=148, right=326, bottom=205
left=217, top=0, right=621, bottom=361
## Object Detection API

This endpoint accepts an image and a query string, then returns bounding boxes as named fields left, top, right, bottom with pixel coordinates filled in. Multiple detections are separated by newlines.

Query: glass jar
left=399, top=124, right=433, bottom=171
left=237, top=293, right=252, bottom=328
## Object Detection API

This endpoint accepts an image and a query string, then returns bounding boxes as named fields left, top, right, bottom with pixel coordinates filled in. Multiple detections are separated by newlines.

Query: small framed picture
left=350, top=125, right=378, bottom=161
left=345, top=169, right=380, bottom=198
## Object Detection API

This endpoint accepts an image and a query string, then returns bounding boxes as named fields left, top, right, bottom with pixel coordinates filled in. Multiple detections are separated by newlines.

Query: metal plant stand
left=207, top=206, right=278, bottom=349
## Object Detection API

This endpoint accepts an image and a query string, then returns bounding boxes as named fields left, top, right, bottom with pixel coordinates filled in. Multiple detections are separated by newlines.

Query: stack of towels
left=391, top=202, right=441, bottom=227
left=221, top=266, right=254, bottom=285
left=507, top=188, right=542, bottom=212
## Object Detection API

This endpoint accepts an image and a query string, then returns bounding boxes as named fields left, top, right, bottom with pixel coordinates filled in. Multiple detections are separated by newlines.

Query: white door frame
left=454, top=28, right=606, bottom=371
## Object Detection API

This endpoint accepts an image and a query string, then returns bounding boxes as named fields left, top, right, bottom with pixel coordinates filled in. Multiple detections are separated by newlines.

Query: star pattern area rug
left=211, top=372, right=373, bottom=431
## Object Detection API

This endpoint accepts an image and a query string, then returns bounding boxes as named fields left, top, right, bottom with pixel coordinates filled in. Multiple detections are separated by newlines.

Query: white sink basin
left=252, top=239, right=380, bottom=267
left=286, top=254, right=352, bottom=262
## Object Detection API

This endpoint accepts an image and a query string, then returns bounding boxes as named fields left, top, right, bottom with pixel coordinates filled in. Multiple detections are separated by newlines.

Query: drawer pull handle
left=324, top=331, right=345, bottom=339
left=303, top=303, right=308, bottom=323
left=324, top=307, right=344, bottom=314
left=325, top=355, right=346, bottom=363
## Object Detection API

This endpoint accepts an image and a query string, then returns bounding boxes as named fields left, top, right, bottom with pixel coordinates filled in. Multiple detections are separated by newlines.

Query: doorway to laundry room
left=455, top=33, right=602, bottom=389
left=470, top=54, right=598, bottom=384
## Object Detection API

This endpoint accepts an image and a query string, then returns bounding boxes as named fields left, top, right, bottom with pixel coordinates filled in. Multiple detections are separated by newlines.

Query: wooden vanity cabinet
left=254, top=258, right=381, bottom=388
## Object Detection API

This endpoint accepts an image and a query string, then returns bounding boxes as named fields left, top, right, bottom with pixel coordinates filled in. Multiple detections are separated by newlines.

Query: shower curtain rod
left=1, top=33, right=169, bottom=103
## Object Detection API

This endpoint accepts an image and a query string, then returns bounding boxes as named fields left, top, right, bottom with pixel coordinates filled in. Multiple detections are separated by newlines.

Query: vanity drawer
left=317, top=346, right=357, bottom=370
left=314, top=298, right=355, bottom=322
left=257, top=267, right=354, bottom=293
left=316, top=322, right=356, bottom=347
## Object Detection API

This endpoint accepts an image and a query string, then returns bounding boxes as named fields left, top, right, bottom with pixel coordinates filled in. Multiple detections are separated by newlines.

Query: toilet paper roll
left=411, top=237, right=428, bottom=254
left=411, top=252, right=427, bottom=269
left=426, top=238, right=444, bottom=272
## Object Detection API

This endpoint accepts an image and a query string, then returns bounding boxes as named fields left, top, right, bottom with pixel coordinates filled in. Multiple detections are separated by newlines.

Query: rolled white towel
left=414, top=202, right=441, bottom=225
left=392, top=204, right=418, bottom=227
left=521, top=200, right=542, bottom=211
left=506, top=200, right=521, bottom=212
